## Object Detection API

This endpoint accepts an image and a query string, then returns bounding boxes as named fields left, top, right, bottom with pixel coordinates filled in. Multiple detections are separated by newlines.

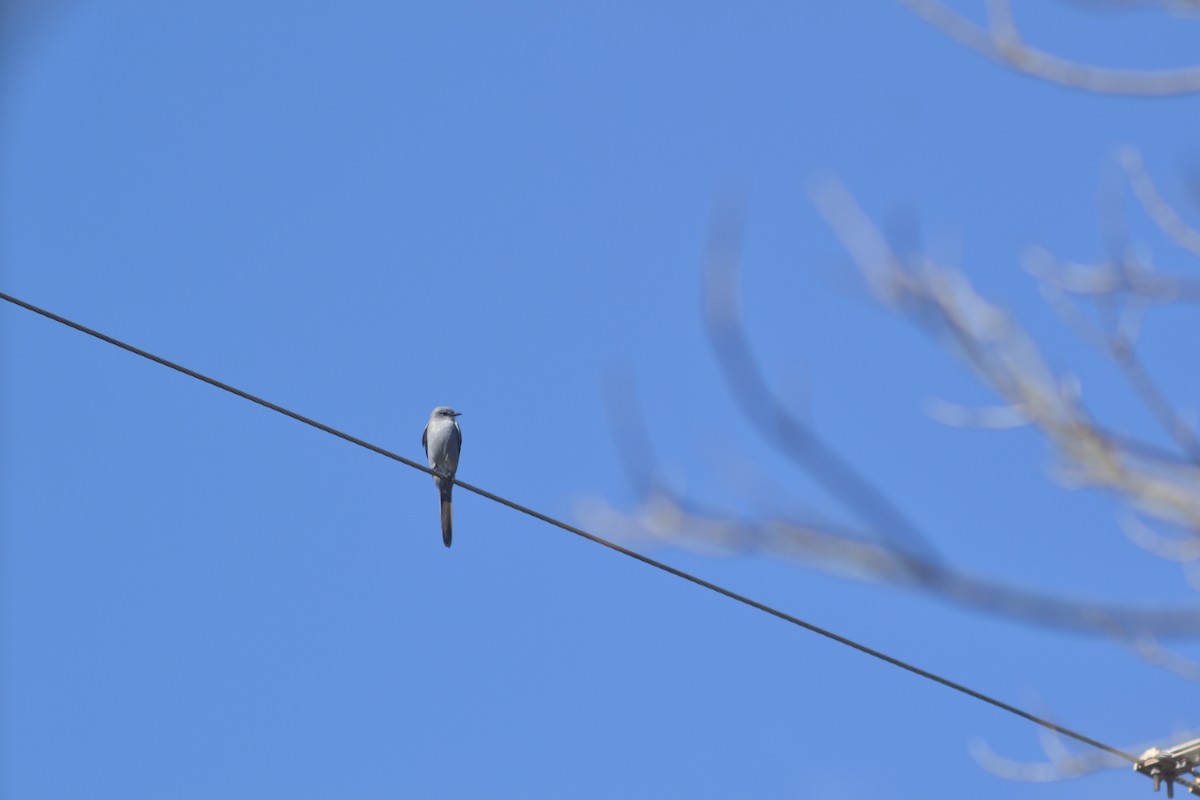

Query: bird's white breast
left=425, top=418, right=461, bottom=473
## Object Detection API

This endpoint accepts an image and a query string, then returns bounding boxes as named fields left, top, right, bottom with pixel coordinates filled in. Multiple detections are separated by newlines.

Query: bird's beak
left=453, top=412, right=463, bottom=417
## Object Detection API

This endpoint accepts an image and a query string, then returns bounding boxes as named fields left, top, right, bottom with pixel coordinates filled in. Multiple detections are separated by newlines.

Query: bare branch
left=701, top=193, right=942, bottom=568
left=898, top=0, right=1200, bottom=95
left=974, top=723, right=1200, bottom=787
left=1112, top=339, right=1200, bottom=458
left=1042, top=279, right=1200, bottom=457
left=1121, top=146, right=1200, bottom=258
left=813, top=176, right=1200, bottom=534
left=1025, top=247, right=1200, bottom=305
left=1057, top=0, right=1200, bottom=17
left=588, top=325, right=1200, bottom=638
left=1126, top=633, right=1200, bottom=681
left=971, top=737, right=1130, bottom=782
left=1120, top=515, right=1200, bottom=562
left=924, top=397, right=1031, bottom=429
left=581, top=485, right=1200, bottom=636
left=1024, top=247, right=1200, bottom=458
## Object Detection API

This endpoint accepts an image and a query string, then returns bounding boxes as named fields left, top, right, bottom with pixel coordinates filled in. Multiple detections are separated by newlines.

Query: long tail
left=439, top=480, right=453, bottom=548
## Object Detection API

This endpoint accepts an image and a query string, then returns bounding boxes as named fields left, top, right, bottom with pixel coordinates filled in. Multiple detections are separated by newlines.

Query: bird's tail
left=439, top=480, right=453, bottom=548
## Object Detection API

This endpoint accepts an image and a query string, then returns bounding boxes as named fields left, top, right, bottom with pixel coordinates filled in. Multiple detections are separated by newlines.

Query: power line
left=0, top=290, right=1139, bottom=766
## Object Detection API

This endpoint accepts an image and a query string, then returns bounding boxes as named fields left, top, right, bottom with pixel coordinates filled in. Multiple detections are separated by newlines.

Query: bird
left=422, top=406, right=462, bottom=547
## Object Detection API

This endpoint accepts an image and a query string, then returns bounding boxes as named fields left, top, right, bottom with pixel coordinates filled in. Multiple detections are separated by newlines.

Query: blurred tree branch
left=1058, top=0, right=1200, bottom=15
left=583, top=166, right=1200, bottom=781
left=584, top=1, right=1200, bottom=784
left=897, top=0, right=1200, bottom=95
left=585, top=180, right=1200, bottom=637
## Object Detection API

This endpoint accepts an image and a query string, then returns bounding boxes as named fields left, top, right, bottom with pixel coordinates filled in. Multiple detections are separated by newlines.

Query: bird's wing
left=452, top=421, right=462, bottom=452
left=421, top=423, right=428, bottom=455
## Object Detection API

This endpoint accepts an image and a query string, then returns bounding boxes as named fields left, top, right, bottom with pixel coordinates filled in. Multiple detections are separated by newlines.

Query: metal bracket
left=1136, top=738, right=1200, bottom=797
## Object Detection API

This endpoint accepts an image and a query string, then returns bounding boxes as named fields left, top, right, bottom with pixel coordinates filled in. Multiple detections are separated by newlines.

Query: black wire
left=0, top=290, right=1139, bottom=764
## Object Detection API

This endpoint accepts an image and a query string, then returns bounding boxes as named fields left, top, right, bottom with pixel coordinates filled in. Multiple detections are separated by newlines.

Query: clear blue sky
left=3, top=2, right=1200, bottom=798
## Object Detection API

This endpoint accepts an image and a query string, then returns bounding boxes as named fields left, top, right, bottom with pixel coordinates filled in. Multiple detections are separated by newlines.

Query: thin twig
left=1121, top=146, right=1200, bottom=258
left=898, top=0, right=1200, bottom=95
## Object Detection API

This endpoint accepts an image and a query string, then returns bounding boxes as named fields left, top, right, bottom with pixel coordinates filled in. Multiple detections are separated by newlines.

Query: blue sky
left=4, top=2, right=1200, bottom=797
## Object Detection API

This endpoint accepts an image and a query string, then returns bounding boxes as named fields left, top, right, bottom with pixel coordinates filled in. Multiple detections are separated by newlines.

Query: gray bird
left=422, top=406, right=462, bottom=547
